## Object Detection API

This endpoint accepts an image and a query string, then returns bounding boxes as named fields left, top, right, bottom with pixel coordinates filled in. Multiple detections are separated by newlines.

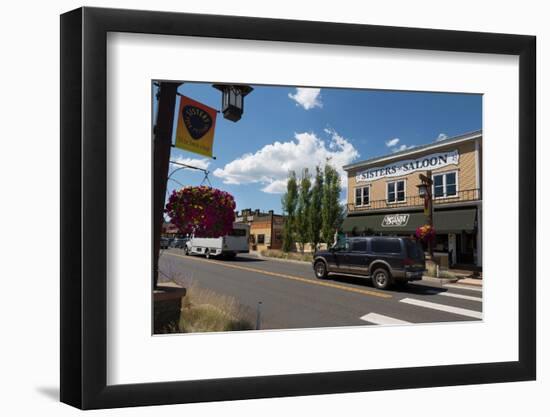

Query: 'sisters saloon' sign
left=356, top=149, right=459, bottom=182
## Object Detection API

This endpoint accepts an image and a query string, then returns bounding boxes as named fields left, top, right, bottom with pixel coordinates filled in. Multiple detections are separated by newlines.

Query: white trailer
left=184, top=223, right=250, bottom=259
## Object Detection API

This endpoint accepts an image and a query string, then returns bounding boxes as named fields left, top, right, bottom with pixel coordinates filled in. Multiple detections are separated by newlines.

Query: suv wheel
left=372, top=268, right=391, bottom=290
left=205, top=249, right=211, bottom=259
left=314, top=260, right=328, bottom=279
left=184, top=246, right=189, bottom=255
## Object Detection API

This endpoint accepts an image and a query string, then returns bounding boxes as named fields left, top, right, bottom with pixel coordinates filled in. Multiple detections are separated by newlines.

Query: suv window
left=405, top=239, right=424, bottom=260
left=351, top=240, right=367, bottom=252
left=371, top=238, right=402, bottom=254
left=333, top=238, right=350, bottom=252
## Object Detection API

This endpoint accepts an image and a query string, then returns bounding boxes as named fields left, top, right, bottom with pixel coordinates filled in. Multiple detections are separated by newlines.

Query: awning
left=342, top=208, right=477, bottom=234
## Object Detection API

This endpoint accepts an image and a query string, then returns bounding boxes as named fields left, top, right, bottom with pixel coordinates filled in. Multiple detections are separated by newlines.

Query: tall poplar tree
left=321, top=164, right=343, bottom=245
left=295, top=168, right=312, bottom=253
left=309, top=166, right=324, bottom=251
left=281, top=171, right=298, bottom=252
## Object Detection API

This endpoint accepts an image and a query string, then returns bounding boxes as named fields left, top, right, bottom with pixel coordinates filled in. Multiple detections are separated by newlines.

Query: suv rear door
left=347, top=239, right=369, bottom=276
left=370, top=237, right=403, bottom=271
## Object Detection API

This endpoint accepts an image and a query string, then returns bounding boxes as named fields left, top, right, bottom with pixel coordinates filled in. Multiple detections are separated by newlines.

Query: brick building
left=235, top=209, right=285, bottom=251
left=342, top=130, right=482, bottom=269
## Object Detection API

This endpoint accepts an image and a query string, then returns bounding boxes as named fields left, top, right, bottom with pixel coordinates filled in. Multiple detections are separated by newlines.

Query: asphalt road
left=159, top=249, right=483, bottom=330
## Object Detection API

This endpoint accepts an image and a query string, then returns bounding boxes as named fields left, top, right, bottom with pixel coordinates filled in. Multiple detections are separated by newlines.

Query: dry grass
left=260, top=249, right=313, bottom=263
left=179, top=283, right=255, bottom=333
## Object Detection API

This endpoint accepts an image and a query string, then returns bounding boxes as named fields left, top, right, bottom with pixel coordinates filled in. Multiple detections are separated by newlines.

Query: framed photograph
left=60, top=7, right=536, bottom=409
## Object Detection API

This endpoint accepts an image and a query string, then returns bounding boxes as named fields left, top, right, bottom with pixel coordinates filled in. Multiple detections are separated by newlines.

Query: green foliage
left=281, top=171, right=298, bottom=252
left=309, top=166, right=324, bottom=251
left=295, top=169, right=312, bottom=252
left=321, top=164, right=343, bottom=245
left=280, top=164, right=345, bottom=252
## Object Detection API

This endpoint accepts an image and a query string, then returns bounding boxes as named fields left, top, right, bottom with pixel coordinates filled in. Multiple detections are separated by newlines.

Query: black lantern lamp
left=417, top=182, right=429, bottom=197
left=213, top=84, right=253, bottom=122
left=417, top=172, right=433, bottom=197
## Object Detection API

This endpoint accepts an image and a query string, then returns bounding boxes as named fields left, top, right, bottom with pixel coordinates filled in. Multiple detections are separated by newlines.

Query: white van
left=184, top=223, right=250, bottom=259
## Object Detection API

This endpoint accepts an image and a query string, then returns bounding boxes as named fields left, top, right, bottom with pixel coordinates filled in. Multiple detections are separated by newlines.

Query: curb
left=456, top=278, right=483, bottom=287
left=421, top=276, right=459, bottom=285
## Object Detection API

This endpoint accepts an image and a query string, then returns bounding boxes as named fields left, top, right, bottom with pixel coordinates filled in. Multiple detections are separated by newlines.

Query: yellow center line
left=165, top=252, right=392, bottom=299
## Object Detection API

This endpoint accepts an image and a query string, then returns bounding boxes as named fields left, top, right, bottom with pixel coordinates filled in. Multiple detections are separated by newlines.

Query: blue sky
left=154, top=82, right=482, bottom=214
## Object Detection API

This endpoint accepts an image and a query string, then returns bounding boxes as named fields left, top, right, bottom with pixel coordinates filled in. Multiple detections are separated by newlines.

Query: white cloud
left=213, top=129, right=359, bottom=194
left=261, top=180, right=288, bottom=194
left=169, top=156, right=211, bottom=171
left=436, top=133, right=448, bottom=141
left=392, top=144, right=415, bottom=153
left=385, top=137, right=400, bottom=147
left=288, top=88, right=322, bottom=110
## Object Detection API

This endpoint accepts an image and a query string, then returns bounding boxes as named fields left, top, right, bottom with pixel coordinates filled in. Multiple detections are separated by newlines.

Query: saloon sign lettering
left=356, top=150, right=459, bottom=182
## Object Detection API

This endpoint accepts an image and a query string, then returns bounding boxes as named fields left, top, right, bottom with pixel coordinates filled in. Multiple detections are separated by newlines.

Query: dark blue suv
left=312, top=236, right=426, bottom=290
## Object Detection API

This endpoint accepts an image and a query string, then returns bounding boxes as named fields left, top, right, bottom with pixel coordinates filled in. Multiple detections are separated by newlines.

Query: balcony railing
left=347, top=188, right=481, bottom=212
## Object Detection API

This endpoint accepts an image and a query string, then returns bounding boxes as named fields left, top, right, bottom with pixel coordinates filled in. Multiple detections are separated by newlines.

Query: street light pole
left=418, top=170, right=434, bottom=260
left=153, top=82, right=179, bottom=290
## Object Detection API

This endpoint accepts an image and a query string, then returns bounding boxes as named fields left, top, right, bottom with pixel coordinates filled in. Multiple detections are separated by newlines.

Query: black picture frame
left=60, top=6, right=536, bottom=410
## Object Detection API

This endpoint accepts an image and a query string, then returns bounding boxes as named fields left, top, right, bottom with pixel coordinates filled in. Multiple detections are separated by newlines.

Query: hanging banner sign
left=175, top=95, right=218, bottom=157
left=356, top=149, right=459, bottom=182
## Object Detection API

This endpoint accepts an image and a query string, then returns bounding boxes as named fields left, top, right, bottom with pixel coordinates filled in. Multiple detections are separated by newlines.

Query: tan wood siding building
left=342, top=130, right=482, bottom=269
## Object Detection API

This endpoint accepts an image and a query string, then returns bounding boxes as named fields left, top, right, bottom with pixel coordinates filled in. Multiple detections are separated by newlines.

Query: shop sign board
left=356, top=149, right=459, bottom=182
left=381, top=214, right=410, bottom=227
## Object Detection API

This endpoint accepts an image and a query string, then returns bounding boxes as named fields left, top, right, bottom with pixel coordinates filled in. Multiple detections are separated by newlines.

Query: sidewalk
left=457, top=277, right=483, bottom=287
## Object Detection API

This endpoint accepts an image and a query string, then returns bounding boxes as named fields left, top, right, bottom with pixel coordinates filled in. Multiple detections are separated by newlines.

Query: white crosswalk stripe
left=443, top=283, right=483, bottom=293
left=439, top=292, right=482, bottom=302
left=360, top=313, right=411, bottom=325
left=399, top=298, right=482, bottom=319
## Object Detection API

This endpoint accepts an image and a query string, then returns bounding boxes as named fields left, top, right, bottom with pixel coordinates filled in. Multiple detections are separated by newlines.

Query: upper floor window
left=387, top=180, right=405, bottom=203
left=355, top=186, right=370, bottom=206
left=433, top=171, right=457, bottom=198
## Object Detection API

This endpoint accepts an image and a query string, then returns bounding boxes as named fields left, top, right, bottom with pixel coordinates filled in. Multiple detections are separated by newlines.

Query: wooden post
left=153, top=82, right=179, bottom=289
left=426, top=170, right=434, bottom=260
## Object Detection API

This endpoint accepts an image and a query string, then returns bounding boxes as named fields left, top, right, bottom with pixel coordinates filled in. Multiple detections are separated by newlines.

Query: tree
left=308, top=166, right=324, bottom=250
left=281, top=171, right=298, bottom=252
left=295, top=168, right=312, bottom=253
left=321, top=164, right=343, bottom=245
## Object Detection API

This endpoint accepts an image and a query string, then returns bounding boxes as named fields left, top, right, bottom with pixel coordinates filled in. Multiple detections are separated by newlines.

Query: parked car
left=160, top=237, right=172, bottom=249
left=312, top=236, right=426, bottom=290
left=170, top=237, right=189, bottom=249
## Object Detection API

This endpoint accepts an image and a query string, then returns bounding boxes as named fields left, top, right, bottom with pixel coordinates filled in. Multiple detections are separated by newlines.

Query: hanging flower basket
left=165, top=186, right=236, bottom=238
left=415, top=224, right=436, bottom=242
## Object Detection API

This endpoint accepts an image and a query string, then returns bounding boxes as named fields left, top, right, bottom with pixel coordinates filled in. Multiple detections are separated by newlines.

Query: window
left=257, top=234, right=265, bottom=244
left=355, top=186, right=370, bottom=206
left=433, top=172, right=457, bottom=198
left=228, top=228, right=246, bottom=236
left=371, top=238, right=402, bottom=254
left=351, top=240, right=367, bottom=252
left=387, top=180, right=405, bottom=203
left=405, top=239, right=425, bottom=259
left=333, top=238, right=350, bottom=252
